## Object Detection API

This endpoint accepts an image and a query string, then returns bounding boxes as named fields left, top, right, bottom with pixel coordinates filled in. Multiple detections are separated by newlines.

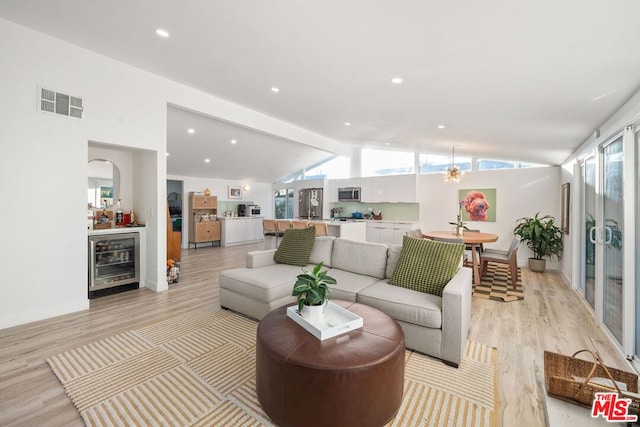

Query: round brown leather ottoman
left=256, top=300, right=405, bottom=427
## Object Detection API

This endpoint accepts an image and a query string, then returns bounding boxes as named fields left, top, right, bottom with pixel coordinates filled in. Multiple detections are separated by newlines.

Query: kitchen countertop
left=328, top=218, right=418, bottom=224
left=88, top=225, right=146, bottom=236
left=218, top=216, right=263, bottom=220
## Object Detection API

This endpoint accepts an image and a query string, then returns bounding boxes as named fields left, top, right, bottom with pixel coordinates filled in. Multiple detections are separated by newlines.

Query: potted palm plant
left=513, top=212, right=564, bottom=272
left=292, top=262, right=337, bottom=323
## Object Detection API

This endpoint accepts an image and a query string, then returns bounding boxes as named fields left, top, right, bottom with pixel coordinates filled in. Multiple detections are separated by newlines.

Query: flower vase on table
left=449, top=200, right=468, bottom=236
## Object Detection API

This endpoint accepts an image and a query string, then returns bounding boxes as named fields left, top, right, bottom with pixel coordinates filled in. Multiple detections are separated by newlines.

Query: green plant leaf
left=292, top=262, right=338, bottom=308
left=513, top=212, right=563, bottom=260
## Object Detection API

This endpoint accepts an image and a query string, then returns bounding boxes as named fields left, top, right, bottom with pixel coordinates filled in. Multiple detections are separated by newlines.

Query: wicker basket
left=544, top=349, right=639, bottom=414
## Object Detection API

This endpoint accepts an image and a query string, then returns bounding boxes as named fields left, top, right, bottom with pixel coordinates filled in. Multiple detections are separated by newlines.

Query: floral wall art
left=458, top=188, right=496, bottom=222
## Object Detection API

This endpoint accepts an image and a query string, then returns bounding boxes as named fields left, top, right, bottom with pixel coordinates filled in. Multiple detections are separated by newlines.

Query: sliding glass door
left=601, top=137, right=624, bottom=343
left=579, top=134, right=626, bottom=349
left=274, top=189, right=294, bottom=219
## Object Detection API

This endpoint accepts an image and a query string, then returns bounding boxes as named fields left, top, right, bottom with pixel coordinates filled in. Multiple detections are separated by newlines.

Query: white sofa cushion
left=325, top=269, right=381, bottom=302
left=386, top=245, right=402, bottom=279
left=309, top=236, right=335, bottom=267
left=219, top=264, right=301, bottom=303
left=331, top=238, right=388, bottom=279
left=357, top=280, right=443, bottom=329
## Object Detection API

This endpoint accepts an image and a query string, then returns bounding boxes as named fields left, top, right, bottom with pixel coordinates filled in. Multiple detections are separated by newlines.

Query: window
left=274, top=189, right=295, bottom=219
left=477, top=159, right=546, bottom=170
left=419, top=154, right=471, bottom=174
left=361, top=149, right=414, bottom=177
left=304, top=156, right=350, bottom=180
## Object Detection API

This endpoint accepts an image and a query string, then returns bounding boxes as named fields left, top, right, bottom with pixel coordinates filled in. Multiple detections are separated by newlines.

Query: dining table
left=423, top=231, right=499, bottom=285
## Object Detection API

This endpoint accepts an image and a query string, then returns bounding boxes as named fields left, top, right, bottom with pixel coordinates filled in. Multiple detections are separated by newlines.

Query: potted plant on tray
left=513, top=212, right=563, bottom=272
left=292, top=262, right=337, bottom=323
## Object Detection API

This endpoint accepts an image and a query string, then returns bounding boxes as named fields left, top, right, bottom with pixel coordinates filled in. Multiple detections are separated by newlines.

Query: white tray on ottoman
left=286, top=301, right=363, bottom=340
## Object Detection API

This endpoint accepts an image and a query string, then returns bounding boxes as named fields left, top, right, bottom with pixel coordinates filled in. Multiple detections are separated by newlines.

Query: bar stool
left=291, top=220, right=310, bottom=229
left=313, top=223, right=328, bottom=236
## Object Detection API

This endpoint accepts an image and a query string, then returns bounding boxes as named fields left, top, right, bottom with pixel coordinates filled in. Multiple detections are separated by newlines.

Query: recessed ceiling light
left=391, top=77, right=403, bottom=84
left=437, top=124, right=446, bottom=129
left=271, top=87, right=280, bottom=93
left=384, top=142, right=391, bottom=146
left=155, top=29, right=169, bottom=38
left=166, top=152, right=169, bottom=156
left=187, top=128, right=195, bottom=134
left=344, top=122, right=351, bottom=126
left=204, top=158, right=210, bottom=163
left=230, top=139, right=237, bottom=144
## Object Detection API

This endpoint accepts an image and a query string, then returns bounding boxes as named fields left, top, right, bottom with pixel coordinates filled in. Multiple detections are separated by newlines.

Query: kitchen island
left=323, top=220, right=367, bottom=242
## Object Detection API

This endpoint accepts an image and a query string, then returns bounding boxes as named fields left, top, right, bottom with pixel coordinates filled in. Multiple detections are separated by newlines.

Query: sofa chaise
left=219, top=236, right=472, bottom=367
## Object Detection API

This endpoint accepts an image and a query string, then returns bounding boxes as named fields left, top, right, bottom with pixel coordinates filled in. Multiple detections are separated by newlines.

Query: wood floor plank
left=0, top=243, right=629, bottom=426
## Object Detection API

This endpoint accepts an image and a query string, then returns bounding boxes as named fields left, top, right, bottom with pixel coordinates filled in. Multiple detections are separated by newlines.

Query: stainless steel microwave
left=338, top=187, right=361, bottom=202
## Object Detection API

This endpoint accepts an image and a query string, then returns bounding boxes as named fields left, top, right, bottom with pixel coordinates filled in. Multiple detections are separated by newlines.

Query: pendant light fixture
left=443, top=146, right=464, bottom=183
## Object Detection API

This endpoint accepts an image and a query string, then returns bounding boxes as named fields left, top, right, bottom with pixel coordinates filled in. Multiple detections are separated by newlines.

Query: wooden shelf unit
left=188, top=194, right=221, bottom=248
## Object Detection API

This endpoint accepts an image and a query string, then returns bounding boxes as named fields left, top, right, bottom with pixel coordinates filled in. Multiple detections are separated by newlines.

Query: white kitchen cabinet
left=247, top=218, right=263, bottom=240
left=366, top=221, right=392, bottom=243
left=327, top=179, right=339, bottom=203
left=360, top=177, right=373, bottom=202
left=392, top=222, right=414, bottom=245
left=220, top=217, right=263, bottom=246
left=360, top=175, right=417, bottom=203
left=325, top=221, right=366, bottom=241
left=366, top=221, right=416, bottom=245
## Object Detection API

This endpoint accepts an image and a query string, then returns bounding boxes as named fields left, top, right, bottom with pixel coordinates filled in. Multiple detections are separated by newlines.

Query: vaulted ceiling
left=2, top=1, right=640, bottom=182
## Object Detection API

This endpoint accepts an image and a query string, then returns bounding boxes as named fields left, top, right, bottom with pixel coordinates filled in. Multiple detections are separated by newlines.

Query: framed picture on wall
left=458, top=188, right=496, bottom=222
left=561, top=182, right=570, bottom=234
left=228, top=186, right=242, bottom=199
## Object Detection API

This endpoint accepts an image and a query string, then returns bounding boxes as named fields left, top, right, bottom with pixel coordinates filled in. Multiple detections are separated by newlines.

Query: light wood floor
left=0, top=243, right=629, bottom=426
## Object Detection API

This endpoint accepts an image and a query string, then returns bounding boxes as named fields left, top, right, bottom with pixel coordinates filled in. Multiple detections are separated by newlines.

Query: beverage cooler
left=88, top=233, right=140, bottom=298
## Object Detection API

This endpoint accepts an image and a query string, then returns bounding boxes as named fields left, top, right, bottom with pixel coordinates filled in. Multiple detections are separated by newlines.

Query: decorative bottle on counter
left=115, top=199, right=124, bottom=226
left=130, top=209, right=136, bottom=225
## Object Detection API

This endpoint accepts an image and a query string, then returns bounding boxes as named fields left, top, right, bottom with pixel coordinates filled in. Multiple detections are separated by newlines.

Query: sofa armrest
left=441, top=266, right=473, bottom=366
left=246, top=249, right=277, bottom=268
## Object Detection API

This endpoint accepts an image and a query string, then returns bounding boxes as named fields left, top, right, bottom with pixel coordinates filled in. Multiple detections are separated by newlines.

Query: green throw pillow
left=389, top=236, right=464, bottom=296
left=273, top=226, right=316, bottom=266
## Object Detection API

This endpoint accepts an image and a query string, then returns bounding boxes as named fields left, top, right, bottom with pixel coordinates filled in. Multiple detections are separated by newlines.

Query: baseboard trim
left=0, top=299, right=89, bottom=331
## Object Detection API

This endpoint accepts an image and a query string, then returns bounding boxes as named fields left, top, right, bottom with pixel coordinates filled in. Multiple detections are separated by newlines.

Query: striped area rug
left=473, top=262, right=524, bottom=302
left=47, top=306, right=497, bottom=427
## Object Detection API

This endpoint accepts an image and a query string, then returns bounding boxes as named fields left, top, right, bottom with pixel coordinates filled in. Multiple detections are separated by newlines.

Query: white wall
left=0, top=15, right=351, bottom=329
left=0, top=19, right=169, bottom=328
left=416, top=166, right=561, bottom=268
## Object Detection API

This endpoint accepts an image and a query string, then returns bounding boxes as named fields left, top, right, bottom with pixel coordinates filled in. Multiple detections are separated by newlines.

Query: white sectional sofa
left=219, top=236, right=472, bottom=367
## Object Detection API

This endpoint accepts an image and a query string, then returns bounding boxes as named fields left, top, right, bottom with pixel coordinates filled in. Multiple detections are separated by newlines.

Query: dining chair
left=465, top=229, right=484, bottom=252
left=480, top=236, right=520, bottom=288
left=433, top=236, right=464, bottom=244
left=313, top=222, right=328, bottom=236
left=433, top=236, right=469, bottom=264
left=405, top=229, right=425, bottom=239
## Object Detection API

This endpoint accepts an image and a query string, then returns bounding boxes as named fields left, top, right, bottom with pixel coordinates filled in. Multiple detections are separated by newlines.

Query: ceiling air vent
left=39, top=87, right=83, bottom=119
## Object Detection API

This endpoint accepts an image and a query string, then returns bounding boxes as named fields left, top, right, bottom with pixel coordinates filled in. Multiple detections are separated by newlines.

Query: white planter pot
left=528, top=258, right=546, bottom=272
left=300, top=303, right=325, bottom=324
